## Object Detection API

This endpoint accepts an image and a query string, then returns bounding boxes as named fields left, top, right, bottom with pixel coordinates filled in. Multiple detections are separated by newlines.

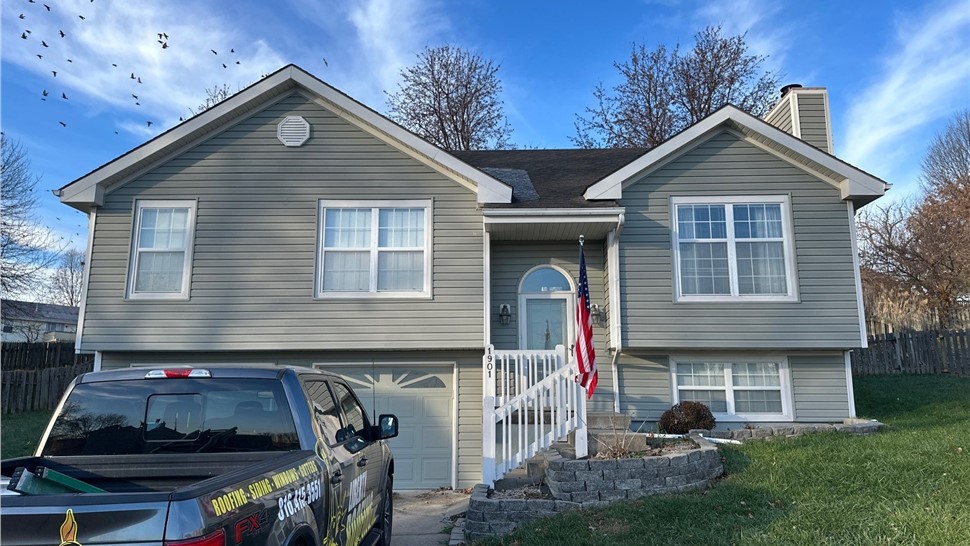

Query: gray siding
left=489, top=241, right=615, bottom=412
left=83, top=92, right=484, bottom=352
left=616, top=353, right=672, bottom=422
left=795, top=92, right=831, bottom=153
left=764, top=99, right=794, bottom=134
left=620, top=130, right=862, bottom=350
left=790, top=353, right=850, bottom=421
left=101, top=349, right=485, bottom=488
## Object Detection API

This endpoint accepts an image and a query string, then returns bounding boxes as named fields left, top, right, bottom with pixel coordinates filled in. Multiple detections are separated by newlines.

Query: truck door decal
left=58, top=509, right=83, bottom=546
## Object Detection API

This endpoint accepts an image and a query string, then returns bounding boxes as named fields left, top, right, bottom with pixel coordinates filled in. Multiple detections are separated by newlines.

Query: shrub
left=659, top=401, right=716, bottom=434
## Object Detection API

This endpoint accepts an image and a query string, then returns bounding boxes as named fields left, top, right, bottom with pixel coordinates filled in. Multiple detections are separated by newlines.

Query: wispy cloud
left=693, top=0, right=790, bottom=75
left=2, top=0, right=286, bottom=136
left=841, top=1, right=970, bottom=185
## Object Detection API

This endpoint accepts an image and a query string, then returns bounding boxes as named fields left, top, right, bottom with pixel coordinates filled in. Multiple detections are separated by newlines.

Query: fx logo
left=234, top=511, right=268, bottom=544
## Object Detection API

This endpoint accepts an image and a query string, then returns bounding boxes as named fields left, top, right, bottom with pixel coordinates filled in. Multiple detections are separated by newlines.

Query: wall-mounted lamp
left=498, top=304, right=512, bottom=326
left=590, top=304, right=607, bottom=327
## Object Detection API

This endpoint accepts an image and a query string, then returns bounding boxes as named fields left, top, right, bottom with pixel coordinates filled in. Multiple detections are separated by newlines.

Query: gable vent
left=277, top=116, right=310, bottom=147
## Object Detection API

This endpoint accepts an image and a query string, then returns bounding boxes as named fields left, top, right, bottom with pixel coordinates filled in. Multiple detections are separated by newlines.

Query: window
left=671, top=357, right=792, bottom=421
left=127, top=200, right=197, bottom=299
left=304, top=380, right=343, bottom=446
left=671, top=196, right=796, bottom=302
left=317, top=200, right=431, bottom=297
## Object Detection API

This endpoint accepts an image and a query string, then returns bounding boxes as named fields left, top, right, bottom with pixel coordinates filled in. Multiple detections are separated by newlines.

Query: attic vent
left=277, top=116, right=310, bottom=147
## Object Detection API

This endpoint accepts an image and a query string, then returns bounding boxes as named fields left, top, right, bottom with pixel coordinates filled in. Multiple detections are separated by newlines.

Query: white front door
left=517, top=266, right=575, bottom=350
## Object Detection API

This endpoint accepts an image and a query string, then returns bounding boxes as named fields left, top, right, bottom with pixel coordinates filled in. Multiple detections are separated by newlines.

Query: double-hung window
left=672, top=196, right=797, bottom=301
left=672, top=357, right=792, bottom=421
left=317, top=200, right=431, bottom=298
left=127, top=200, right=197, bottom=299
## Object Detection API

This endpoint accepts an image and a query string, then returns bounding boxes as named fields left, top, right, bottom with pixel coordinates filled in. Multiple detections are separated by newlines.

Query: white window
left=127, top=200, right=197, bottom=299
left=671, top=196, right=797, bottom=302
left=671, top=356, right=793, bottom=421
left=316, top=200, right=431, bottom=298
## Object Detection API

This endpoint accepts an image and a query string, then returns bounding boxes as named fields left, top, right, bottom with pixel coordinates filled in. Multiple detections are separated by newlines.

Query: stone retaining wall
left=705, top=419, right=885, bottom=441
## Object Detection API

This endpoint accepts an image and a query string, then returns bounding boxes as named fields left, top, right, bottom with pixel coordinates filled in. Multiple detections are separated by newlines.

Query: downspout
left=610, top=213, right=625, bottom=414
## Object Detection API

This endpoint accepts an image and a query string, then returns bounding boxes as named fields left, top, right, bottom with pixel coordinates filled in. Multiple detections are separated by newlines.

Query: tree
left=385, top=45, right=513, bottom=150
left=190, top=83, right=234, bottom=115
left=46, top=248, right=85, bottom=307
left=573, top=25, right=780, bottom=148
left=1, top=136, right=59, bottom=298
left=858, top=111, right=970, bottom=329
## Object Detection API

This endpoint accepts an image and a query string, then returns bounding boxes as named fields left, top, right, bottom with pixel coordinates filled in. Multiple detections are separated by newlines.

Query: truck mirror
left=378, top=414, right=398, bottom=439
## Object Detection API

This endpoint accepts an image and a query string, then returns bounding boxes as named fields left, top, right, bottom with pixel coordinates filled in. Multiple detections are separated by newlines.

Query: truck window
left=331, top=382, right=366, bottom=440
left=42, top=379, right=300, bottom=456
left=304, top=380, right=342, bottom=445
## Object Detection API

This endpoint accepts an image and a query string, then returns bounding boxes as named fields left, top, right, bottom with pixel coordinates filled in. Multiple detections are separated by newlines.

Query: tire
left=377, top=476, right=393, bottom=546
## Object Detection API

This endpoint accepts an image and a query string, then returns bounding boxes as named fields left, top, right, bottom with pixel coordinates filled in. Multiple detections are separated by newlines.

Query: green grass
left=1, top=409, right=54, bottom=460
left=483, top=375, right=970, bottom=546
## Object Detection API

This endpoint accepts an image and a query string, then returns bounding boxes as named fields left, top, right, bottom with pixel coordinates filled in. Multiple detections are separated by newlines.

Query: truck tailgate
left=0, top=499, right=169, bottom=546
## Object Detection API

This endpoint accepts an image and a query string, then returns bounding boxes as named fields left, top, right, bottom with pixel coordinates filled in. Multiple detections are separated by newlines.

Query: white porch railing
left=482, top=344, right=588, bottom=485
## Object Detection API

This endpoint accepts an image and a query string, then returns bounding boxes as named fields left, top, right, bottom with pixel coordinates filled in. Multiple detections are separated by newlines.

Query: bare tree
left=574, top=25, right=780, bottom=148
left=1, top=136, right=60, bottom=298
left=858, top=111, right=970, bottom=329
left=190, top=83, right=234, bottom=115
left=386, top=45, right=513, bottom=150
left=46, top=248, right=85, bottom=307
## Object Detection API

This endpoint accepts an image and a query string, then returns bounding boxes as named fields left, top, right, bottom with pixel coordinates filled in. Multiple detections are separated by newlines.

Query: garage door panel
left=326, top=365, right=454, bottom=489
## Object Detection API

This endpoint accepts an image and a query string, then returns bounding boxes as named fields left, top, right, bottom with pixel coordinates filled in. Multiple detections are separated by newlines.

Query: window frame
left=670, top=355, right=794, bottom=422
left=315, top=199, right=433, bottom=299
left=126, top=199, right=198, bottom=300
left=670, top=195, right=798, bottom=302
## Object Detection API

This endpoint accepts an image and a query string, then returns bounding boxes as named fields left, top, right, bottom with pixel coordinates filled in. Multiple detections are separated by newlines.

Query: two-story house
left=56, top=66, right=886, bottom=489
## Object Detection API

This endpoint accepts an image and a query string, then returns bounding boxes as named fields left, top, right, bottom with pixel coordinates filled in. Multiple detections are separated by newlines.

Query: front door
left=518, top=266, right=575, bottom=350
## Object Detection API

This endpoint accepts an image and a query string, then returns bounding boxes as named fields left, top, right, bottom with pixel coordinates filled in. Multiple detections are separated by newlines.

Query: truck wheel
left=377, top=477, right=393, bottom=546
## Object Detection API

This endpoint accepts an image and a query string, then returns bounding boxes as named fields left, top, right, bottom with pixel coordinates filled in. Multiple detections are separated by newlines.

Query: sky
left=2, top=0, right=969, bottom=253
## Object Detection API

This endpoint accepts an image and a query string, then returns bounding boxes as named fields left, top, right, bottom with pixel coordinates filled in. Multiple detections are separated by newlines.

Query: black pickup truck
left=0, top=365, right=398, bottom=546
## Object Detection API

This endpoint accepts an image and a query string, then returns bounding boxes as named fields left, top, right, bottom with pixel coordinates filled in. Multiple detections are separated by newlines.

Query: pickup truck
left=0, top=365, right=398, bottom=546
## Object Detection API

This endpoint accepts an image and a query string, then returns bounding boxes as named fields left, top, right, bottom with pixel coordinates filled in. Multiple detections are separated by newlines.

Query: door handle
left=357, top=457, right=367, bottom=467
left=330, top=471, right=343, bottom=484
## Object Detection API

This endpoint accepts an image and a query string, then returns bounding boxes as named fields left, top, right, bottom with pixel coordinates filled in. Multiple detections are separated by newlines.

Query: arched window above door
left=519, top=266, right=572, bottom=294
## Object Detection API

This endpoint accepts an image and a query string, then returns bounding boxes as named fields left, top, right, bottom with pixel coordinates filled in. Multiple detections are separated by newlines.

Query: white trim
left=670, top=354, right=794, bottom=422
left=74, top=209, right=97, bottom=353
left=844, top=351, right=857, bottom=418
left=583, top=106, right=887, bottom=202
left=483, top=208, right=626, bottom=217
left=312, top=361, right=458, bottom=490
left=517, top=265, right=576, bottom=351
left=607, top=228, right=622, bottom=351
left=790, top=93, right=802, bottom=138
left=611, top=349, right=621, bottom=414
left=670, top=195, right=799, bottom=303
left=93, top=351, right=102, bottom=372
left=820, top=90, right=835, bottom=154
left=846, top=201, right=869, bottom=347
left=315, top=199, right=433, bottom=299
left=126, top=199, right=198, bottom=300
left=763, top=93, right=793, bottom=126
left=484, top=230, right=492, bottom=346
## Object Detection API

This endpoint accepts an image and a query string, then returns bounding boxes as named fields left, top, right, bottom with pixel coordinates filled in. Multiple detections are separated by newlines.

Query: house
left=56, top=66, right=887, bottom=489
left=1, top=299, right=79, bottom=343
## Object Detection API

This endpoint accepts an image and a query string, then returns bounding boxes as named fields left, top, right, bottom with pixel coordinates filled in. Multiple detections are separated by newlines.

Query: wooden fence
left=852, top=329, right=970, bottom=376
left=1, top=342, right=95, bottom=414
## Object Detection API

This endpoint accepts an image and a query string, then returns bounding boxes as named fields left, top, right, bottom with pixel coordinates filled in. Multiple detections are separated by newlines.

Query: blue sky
left=2, top=0, right=968, bottom=251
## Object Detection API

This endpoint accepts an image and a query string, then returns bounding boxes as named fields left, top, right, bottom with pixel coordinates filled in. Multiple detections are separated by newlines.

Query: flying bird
left=235, top=60, right=240, bottom=65
left=135, top=101, right=140, bottom=105
left=146, top=121, right=153, bottom=127
left=78, top=15, right=85, bottom=20
left=230, top=48, right=235, bottom=53
left=162, top=42, right=168, bottom=49
left=137, top=77, right=142, bottom=83
left=222, top=63, right=227, bottom=68
left=132, top=93, right=138, bottom=99
left=112, top=63, right=117, bottom=67
left=18, top=13, right=24, bottom=19
left=67, top=58, right=72, bottom=62
left=42, top=89, right=48, bottom=97
left=130, top=72, right=135, bottom=79
left=62, top=92, right=68, bottom=100
left=163, top=32, right=168, bottom=39
left=44, top=4, right=50, bottom=10
left=52, top=70, right=57, bottom=77
left=211, top=49, right=217, bottom=55
left=36, top=54, right=43, bottom=59
left=59, top=30, right=65, bottom=37
left=59, top=121, right=66, bottom=127
left=41, top=40, right=48, bottom=47
left=21, top=32, right=27, bottom=39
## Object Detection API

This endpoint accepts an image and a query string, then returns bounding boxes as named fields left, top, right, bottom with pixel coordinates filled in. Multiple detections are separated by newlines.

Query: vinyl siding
left=789, top=353, right=850, bottom=421
left=488, top=241, right=615, bottom=412
left=620, top=130, right=862, bottom=350
left=100, top=350, right=485, bottom=488
left=795, top=92, right=831, bottom=153
left=764, top=98, right=794, bottom=134
left=616, top=353, right=672, bottom=423
left=82, top=92, right=485, bottom=352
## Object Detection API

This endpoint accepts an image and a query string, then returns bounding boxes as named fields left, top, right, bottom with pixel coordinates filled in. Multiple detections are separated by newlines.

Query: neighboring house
left=56, top=66, right=887, bottom=489
left=1, top=299, right=80, bottom=343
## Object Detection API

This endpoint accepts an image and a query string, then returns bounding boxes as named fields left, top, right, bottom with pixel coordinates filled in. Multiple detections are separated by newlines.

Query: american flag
left=575, top=240, right=598, bottom=399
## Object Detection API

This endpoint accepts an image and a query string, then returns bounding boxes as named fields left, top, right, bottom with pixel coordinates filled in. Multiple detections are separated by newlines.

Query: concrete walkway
left=392, top=489, right=470, bottom=546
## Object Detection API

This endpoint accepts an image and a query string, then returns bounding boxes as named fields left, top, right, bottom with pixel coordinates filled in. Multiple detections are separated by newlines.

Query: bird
left=222, top=63, right=227, bottom=68
left=235, top=60, right=240, bottom=65
left=41, top=40, right=48, bottom=47
left=36, top=54, right=43, bottom=59
left=135, top=101, right=140, bottom=105
left=137, top=77, right=142, bottom=83
left=21, top=32, right=27, bottom=39
left=66, top=58, right=72, bottom=63
left=18, top=13, right=24, bottom=19
left=78, top=15, right=85, bottom=20
left=163, top=32, right=168, bottom=39
left=52, top=70, right=57, bottom=77
left=131, top=93, right=138, bottom=99
left=146, top=121, right=153, bottom=127
left=179, top=116, right=184, bottom=121
left=210, top=49, right=217, bottom=55
left=59, top=121, right=66, bottom=127
left=61, top=92, right=68, bottom=100
left=323, top=58, right=328, bottom=67
left=157, top=33, right=163, bottom=39
left=59, top=30, right=65, bottom=38
left=42, top=89, right=48, bottom=97
left=130, top=72, right=135, bottom=79
left=29, top=0, right=34, bottom=3
left=162, top=42, right=168, bottom=49
left=230, top=48, right=235, bottom=53
left=44, top=3, right=50, bottom=10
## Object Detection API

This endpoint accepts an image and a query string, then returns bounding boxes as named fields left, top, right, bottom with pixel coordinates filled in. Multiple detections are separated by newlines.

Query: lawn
left=482, top=375, right=970, bottom=546
left=1, top=409, right=54, bottom=460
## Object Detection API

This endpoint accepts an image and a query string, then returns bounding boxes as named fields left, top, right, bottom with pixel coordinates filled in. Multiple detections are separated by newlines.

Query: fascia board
left=289, top=69, right=512, bottom=204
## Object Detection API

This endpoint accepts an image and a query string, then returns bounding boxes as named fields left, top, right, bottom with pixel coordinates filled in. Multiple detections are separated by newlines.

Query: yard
left=2, top=376, right=968, bottom=544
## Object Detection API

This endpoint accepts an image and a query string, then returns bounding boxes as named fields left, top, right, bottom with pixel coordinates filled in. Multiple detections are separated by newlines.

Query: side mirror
left=377, top=414, right=398, bottom=439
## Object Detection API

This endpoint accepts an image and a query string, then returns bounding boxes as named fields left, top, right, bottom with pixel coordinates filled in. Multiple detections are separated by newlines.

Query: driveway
left=392, top=489, right=470, bottom=546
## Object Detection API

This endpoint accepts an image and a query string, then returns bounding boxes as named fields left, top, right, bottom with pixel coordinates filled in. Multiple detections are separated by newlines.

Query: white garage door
left=327, top=365, right=454, bottom=489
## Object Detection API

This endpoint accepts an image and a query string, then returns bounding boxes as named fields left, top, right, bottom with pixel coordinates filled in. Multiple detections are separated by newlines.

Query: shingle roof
left=452, top=148, right=649, bottom=208
left=1, top=299, right=79, bottom=324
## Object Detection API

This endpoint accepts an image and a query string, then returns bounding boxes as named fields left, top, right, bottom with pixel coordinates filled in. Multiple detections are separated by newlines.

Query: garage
left=323, top=365, right=455, bottom=489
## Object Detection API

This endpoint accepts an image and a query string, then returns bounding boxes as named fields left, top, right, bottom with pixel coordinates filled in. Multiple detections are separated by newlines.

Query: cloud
left=841, top=1, right=970, bottom=182
left=2, top=0, right=287, bottom=136
left=693, top=0, right=790, bottom=74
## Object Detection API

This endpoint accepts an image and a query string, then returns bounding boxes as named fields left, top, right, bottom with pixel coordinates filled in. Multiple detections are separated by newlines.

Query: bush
left=659, top=401, right=716, bottom=434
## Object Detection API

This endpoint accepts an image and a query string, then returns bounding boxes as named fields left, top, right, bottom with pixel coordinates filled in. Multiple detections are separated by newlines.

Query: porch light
left=498, top=304, right=512, bottom=326
left=591, top=304, right=607, bottom=327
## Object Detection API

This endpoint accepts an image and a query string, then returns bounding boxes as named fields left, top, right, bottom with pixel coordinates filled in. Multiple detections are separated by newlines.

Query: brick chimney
left=763, top=84, right=834, bottom=154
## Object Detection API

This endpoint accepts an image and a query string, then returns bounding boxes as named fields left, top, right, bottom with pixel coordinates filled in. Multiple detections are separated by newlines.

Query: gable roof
left=56, top=64, right=512, bottom=210
left=583, top=105, right=889, bottom=205
left=1, top=299, right=79, bottom=324
left=453, top=148, right=648, bottom=208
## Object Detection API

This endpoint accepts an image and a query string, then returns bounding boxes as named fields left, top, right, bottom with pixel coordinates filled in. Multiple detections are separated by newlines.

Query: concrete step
left=585, top=412, right=632, bottom=431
